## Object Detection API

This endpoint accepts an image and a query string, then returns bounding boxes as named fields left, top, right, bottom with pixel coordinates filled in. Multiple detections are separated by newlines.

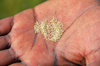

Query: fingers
left=0, top=36, right=10, bottom=50
left=0, top=16, right=13, bottom=36
left=0, top=48, right=17, bottom=66
left=9, top=63, right=27, bottom=66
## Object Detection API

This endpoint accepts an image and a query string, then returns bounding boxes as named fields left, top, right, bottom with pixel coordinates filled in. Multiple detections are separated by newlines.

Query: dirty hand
left=0, top=0, right=100, bottom=66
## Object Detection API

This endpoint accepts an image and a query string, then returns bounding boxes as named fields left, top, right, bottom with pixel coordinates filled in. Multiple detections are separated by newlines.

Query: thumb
left=88, top=61, right=100, bottom=66
left=86, top=49, right=100, bottom=66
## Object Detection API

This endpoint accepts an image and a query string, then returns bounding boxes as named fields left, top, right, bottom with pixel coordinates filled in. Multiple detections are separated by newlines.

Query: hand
left=0, top=0, right=100, bottom=66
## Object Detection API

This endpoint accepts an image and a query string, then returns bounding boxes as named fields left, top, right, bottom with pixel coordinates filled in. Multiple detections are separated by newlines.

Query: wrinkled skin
left=0, top=0, right=100, bottom=66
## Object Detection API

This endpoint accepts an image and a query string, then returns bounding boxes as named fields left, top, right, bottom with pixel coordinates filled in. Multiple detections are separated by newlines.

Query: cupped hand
left=0, top=0, right=100, bottom=66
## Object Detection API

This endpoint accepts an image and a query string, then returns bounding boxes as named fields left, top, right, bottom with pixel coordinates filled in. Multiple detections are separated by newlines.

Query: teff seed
left=34, top=17, right=63, bottom=42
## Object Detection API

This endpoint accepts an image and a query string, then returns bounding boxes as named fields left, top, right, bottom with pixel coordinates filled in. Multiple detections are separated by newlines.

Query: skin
left=0, top=0, right=100, bottom=66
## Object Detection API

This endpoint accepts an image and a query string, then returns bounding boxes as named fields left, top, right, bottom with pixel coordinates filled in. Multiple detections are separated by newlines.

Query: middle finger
left=0, top=36, right=10, bottom=50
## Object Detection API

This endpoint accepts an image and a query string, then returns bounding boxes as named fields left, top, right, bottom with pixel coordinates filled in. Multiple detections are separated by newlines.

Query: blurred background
left=0, top=0, right=47, bottom=19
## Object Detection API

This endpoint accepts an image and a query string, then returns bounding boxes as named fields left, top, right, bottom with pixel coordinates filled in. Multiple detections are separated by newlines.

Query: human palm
left=0, top=0, right=100, bottom=66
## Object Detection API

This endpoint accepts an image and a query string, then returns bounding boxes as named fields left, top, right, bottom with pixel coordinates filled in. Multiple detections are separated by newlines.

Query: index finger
left=0, top=16, right=13, bottom=36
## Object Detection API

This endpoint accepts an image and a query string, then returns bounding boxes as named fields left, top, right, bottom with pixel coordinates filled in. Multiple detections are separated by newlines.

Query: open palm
left=0, top=0, right=100, bottom=66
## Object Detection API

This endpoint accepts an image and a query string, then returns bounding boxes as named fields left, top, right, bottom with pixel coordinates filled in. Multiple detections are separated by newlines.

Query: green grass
left=0, top=0, right=47, bottom=19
